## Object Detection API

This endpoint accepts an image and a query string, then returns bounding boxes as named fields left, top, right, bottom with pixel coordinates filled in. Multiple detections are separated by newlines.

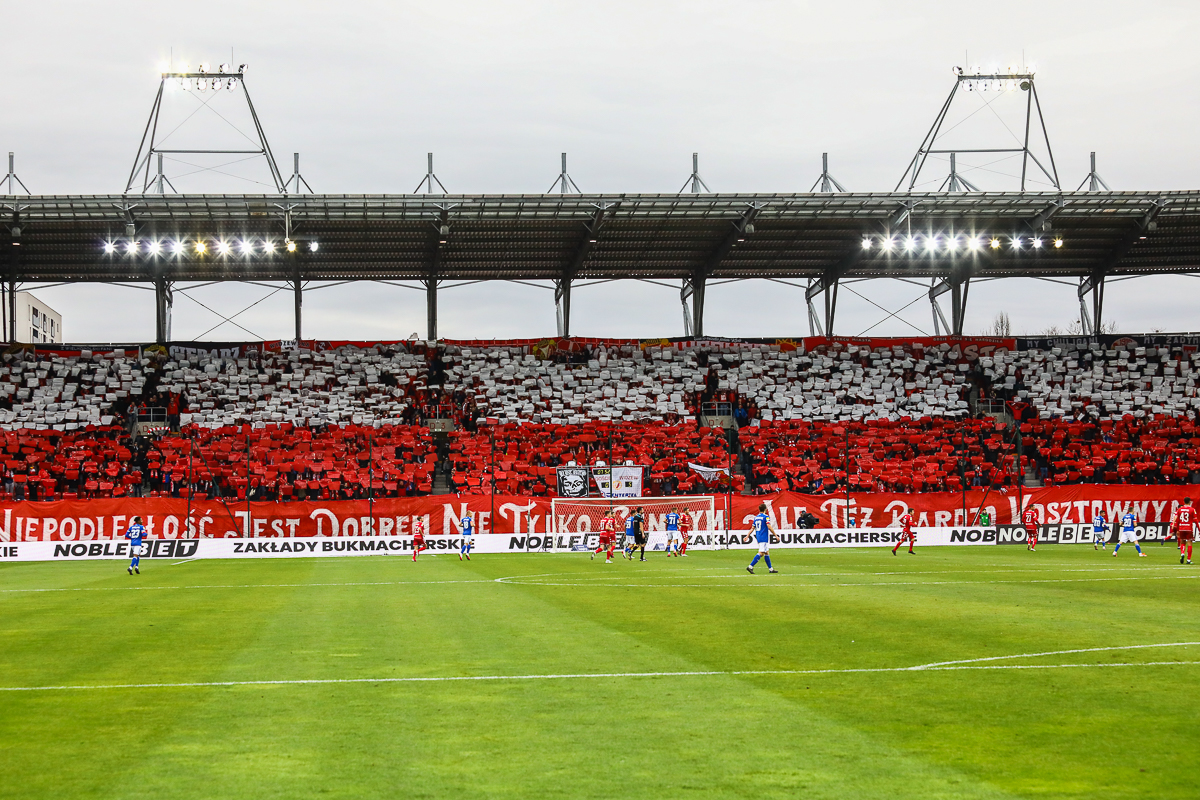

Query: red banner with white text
left=0, top=486, right=1193, bottom=542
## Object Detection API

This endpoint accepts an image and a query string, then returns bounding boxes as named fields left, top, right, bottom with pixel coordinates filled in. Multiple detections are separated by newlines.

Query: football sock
left=750, top=553, right=761, bottom=567
left=1135, top=544, right=1142, bottom=553
left=764, top=554, right=772, bottom=569
left=132, top=557, right=140, bottom=568
left=1114, top=543, right=1121, bottom=553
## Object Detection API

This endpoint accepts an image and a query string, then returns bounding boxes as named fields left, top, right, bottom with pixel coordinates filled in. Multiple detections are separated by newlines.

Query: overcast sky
left=3, top=1, right=1199, bottom=343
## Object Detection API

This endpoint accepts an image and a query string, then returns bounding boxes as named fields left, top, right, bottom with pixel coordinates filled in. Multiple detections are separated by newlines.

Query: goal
left=550, top=496, right=718, bottom=551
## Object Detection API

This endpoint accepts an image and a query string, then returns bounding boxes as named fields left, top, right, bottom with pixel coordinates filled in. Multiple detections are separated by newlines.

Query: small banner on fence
left=555, top=467, right=591, bottom=498
left=592, top=465, right=643, bottom=498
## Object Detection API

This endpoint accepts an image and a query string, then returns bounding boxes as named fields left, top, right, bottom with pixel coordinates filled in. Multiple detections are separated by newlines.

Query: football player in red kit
left=1172, top=497, right=1196, bottom=565
left=592, top=510, right=617, bottom=563
left=412, top=518, right=428, bottom=562
left=1023, top=506, right=1040, bottom=551
left=679, top=510, right=693, bottom=556
left=892, top=508, right=916, bottom=555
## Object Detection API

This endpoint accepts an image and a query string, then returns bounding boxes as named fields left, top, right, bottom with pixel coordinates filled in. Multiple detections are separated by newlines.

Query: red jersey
left=1174, top=505, right=1197, bottom=535
left=679, top=512, right=693, bottom=533
left=1023, top=508, right=1039, bottom=528
left=599, top=517, right=616, bottom=537
left=412, top=520, right=425, bottom=540
left=900, top=513, right=914, bottom=534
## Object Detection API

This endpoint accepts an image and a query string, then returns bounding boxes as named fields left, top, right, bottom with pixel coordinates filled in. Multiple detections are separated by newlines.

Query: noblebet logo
left=947, top=528, right=997, bottom=543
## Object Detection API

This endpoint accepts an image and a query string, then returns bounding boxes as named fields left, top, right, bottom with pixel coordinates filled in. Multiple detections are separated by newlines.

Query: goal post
left=550, top=495, right=719, bottom=551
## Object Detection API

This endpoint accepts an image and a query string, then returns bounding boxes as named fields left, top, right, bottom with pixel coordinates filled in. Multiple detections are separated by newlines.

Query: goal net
left=550, top=495, right=719, bottom=552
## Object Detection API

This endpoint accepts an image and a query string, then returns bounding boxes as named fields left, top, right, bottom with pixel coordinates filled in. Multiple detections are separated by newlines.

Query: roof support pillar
left=806, top=272, right=839, bottom=337
left=154, top=277, right=173, bottom=343
left=555, top=277, right=572, bottom=338
left=682, top=273, right=706, bottom=337
left=292, top=255, right=303, bottom=341
left=1078, top=271, right=1105, bottom=337
left=929, top=263, right=972, bottom=337
left=425, top=276, right=437, bottom=342
left=8, top=218, right=20, bottom=343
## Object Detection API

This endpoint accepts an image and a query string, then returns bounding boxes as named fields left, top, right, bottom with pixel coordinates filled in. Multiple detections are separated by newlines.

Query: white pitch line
left=0, top=579, right=495, bottom=594
left=171, top=558, right=200, bottom=566
left=3, top=658, right=1198, bottom=693
left=492, top=574, right=1200, bottom=589
left=913, top=641, right=1200, bottom=669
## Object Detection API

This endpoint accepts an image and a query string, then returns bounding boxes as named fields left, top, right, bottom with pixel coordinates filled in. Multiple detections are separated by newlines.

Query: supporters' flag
left=689, top=463, right=730, bottom=482
left=556, top=466, right=591, bottom=498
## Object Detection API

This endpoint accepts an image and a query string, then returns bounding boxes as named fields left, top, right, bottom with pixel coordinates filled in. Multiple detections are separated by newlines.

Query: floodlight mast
left=124, top=68, right=287, bottom=194
left=895, top=68, right=1060, bottom=192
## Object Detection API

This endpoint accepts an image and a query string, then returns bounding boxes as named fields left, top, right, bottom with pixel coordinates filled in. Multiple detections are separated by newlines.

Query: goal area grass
left=1, top=545, right=1197, bottom=799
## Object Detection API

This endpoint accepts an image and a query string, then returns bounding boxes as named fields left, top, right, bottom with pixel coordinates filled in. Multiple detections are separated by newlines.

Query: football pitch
left=1, top=545, right=1197, bottom=799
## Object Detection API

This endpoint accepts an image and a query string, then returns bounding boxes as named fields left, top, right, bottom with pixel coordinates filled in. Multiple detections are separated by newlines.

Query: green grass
left=1, top=544, right=1198, bottom=799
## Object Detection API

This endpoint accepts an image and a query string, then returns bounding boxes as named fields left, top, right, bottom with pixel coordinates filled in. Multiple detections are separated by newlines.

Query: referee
left=630, top=507, right=647, bottom=562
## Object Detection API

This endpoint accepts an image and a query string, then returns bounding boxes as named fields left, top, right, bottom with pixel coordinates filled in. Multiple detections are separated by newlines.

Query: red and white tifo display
left=0, top=486, right=1190, bottom=560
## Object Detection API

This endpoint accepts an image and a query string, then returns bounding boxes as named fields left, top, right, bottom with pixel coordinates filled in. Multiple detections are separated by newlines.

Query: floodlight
left=880, top=236, right=895, bottom=252
left=1011, top=237, right=1023, bottom=249
left=286, top=239, right=297, bottom=252
left=945, top=236, right=959, bottom=252
left=924, top=235, right=939, bottom=253
left=195, top=241, right=207, bottom=254
left=861, top=237, right=872, bottom=250
left=124, top=241, right=138, bottom=254
left=1053, top=238, right=1064, bottom=249
left=967, top=236, right=981, bottom=251
left=238, top=239, right=254, bottom=255
left=171, top=240, right=185, bottom=255
left=147, top=240, right=162, bottom=255
left=990, top=238, right=1001, bottom=249
left=905, top=236, right=917, bottom=251
left=309, top=241, right=319, bottom=253
left=238, top=64, right=248, bottom=74
left=263, top=240, right=276, bottom=254
left=1031, top=237, right=1043, bottom=249
left=217, top=241, right=231, bottom=255
left=199, top=63, right=209, bottom=74
left=103, top=242, right=116, bottom=254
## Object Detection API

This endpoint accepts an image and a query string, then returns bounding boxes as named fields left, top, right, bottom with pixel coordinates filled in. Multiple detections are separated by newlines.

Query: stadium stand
left=1, top=337, right=1198, bottom=501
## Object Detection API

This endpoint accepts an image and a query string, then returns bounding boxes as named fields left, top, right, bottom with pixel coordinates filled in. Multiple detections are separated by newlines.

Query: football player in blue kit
left=459, top=515, right=474, bottom=561
left=1113, top=510, right=1147, bottom=557
left=664, top=508, right=681, bottom=557
left=1092, top=512, right=1109, bottom=550
left=125, top=516, right=148, bottom=575
left=746, top=503, right=778, bottom=574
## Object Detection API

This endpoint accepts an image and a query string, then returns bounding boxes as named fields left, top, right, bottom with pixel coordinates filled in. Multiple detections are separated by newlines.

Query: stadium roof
left=4, top=190, right=1199, bottom=338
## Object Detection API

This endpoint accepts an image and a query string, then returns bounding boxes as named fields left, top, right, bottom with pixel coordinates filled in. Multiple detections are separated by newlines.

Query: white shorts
left=1119, top=528, right=1139, bottom=543
left=665, top=530, right=678, bottom=541
left=130, top=544, right=146, bottom=556
left=1093, top=531, right=1108, bottom=542
left=756, top=539, right=770, bottom=553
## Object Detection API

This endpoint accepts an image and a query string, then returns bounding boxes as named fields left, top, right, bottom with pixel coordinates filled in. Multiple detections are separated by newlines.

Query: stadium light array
left=164, top=62, right=248, bottom=93
left=100, top=236, right=318, bottom=259
left=856, top=233, right=1063, bottom=257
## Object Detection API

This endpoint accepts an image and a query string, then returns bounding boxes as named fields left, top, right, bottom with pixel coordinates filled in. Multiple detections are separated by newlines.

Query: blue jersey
left=1093, top=515, right=1107, bottom=535
left=460, top=518, right=474, bottom=537
left=665, top=513, right=680, bottom=531
left=1122, top=512, right=1136, bottom=533
left=752, top=513, right=770, bottom=543
left=624, top=517, right=636, bottom=536
left=124, top=524, right=146, bottom=547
